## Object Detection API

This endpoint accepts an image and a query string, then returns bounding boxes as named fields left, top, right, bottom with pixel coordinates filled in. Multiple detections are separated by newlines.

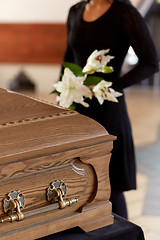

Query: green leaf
left=69, top=103, right=77, bottom=110
left=50, top=90, right=60, bottom=96
left=84, top=76, right=104, bottom=86
left=63, top=62, right=84, bottom=76
left=102, top=66, right=114, bottom=73
left=50, top=89, right=57, bottom=94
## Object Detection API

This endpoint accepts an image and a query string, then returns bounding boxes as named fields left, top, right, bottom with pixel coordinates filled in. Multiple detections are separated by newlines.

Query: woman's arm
left=112, top=4, right=159, bottom=91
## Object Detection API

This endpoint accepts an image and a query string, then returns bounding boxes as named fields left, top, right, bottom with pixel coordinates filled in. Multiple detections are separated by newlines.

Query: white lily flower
left=82, top=49, right=114, bottom=74
left=53, top=68, right=92, bottom=108
left=93, top=80, right=123, bottom=105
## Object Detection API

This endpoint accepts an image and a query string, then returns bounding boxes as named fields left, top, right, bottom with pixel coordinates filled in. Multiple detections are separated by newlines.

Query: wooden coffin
left=0, top=88, right=115, bottom=239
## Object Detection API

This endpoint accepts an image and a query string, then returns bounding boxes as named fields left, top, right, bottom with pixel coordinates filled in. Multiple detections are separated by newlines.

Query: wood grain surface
left=0, top=88, right=115, bottom=238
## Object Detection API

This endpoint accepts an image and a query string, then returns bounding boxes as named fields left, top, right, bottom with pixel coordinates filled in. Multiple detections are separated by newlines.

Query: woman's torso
left=67, top=0, right=130, bottom=83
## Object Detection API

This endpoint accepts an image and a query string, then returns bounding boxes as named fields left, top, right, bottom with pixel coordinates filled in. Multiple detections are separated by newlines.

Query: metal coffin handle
left=0, top=180, right=78, bottom=223
left=47, top=180, right=78, bottom=209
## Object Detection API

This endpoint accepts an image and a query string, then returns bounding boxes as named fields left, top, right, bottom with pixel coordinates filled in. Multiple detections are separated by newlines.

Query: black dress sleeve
left=60, top=7, right=75, bottom=78
left=59, top=9, right=75, bottom=80
left=112, top=5, right=159, bottom=91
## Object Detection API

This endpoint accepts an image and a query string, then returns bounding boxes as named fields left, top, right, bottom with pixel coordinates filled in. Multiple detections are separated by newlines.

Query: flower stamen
left=95, top=55, right=102, bottom=63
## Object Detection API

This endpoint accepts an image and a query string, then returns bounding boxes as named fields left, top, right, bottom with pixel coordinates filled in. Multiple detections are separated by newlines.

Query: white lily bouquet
left=52, top=49, right=122, bottom=110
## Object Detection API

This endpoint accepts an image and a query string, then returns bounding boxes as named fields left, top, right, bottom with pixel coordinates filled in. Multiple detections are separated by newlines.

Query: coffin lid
left=0, top=88, right=111, bottom=160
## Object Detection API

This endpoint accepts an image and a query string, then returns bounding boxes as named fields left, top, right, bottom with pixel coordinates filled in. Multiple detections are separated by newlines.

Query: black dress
left=62, top=0, right=159, bottom=191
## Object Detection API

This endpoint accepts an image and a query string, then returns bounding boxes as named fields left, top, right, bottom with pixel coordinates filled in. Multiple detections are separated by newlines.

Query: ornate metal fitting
left=47, top=180, right=78, bottom=209
left=0, top=190, right=24, bottom=223
left=47, top=180, right=67, bottom=203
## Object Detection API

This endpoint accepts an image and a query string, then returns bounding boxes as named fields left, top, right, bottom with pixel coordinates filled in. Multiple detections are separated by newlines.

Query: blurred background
left=0, top=0, right=159, bottom=239
left=0, top=0, right=159, bottom=94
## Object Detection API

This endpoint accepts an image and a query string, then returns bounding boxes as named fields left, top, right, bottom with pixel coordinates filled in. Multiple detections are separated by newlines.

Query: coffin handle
left=47, top=180, right=78, bottom=209
left=0, top=191, right=24, bottom=223
left=0, top=182, right=78, bottom=223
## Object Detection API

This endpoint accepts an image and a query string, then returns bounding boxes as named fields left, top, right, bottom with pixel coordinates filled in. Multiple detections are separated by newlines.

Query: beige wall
left=0, top=0, right=79, bottom=23
left=0, top=0, right=142, bottom=23
left=131, top=0, right=141, bottom=6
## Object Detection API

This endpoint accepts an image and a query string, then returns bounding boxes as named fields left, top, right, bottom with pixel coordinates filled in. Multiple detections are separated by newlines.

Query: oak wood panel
left=0, top=203, right=113, bottom=240
left=0, top=89, right=115, bottom=238
left=0, top=90, right=114, bottom=162
left=0, top=143, right=112, bottom=214
left=0, top=23, right=67, bottom=63
left=0, top=160, right=87, bottom=214
left=0, top=143, right=112, bottom=236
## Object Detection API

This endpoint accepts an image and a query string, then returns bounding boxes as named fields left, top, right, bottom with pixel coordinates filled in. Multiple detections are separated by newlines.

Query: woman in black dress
left=61, top=0, right=159, bottom=218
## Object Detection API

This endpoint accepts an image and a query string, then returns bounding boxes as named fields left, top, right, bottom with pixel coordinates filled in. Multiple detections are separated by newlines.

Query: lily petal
left=54, top=67, right=92, bottom=108
left=82, top=49, right=114, bottom=74
left=93, top=80, right=122, bottom=104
